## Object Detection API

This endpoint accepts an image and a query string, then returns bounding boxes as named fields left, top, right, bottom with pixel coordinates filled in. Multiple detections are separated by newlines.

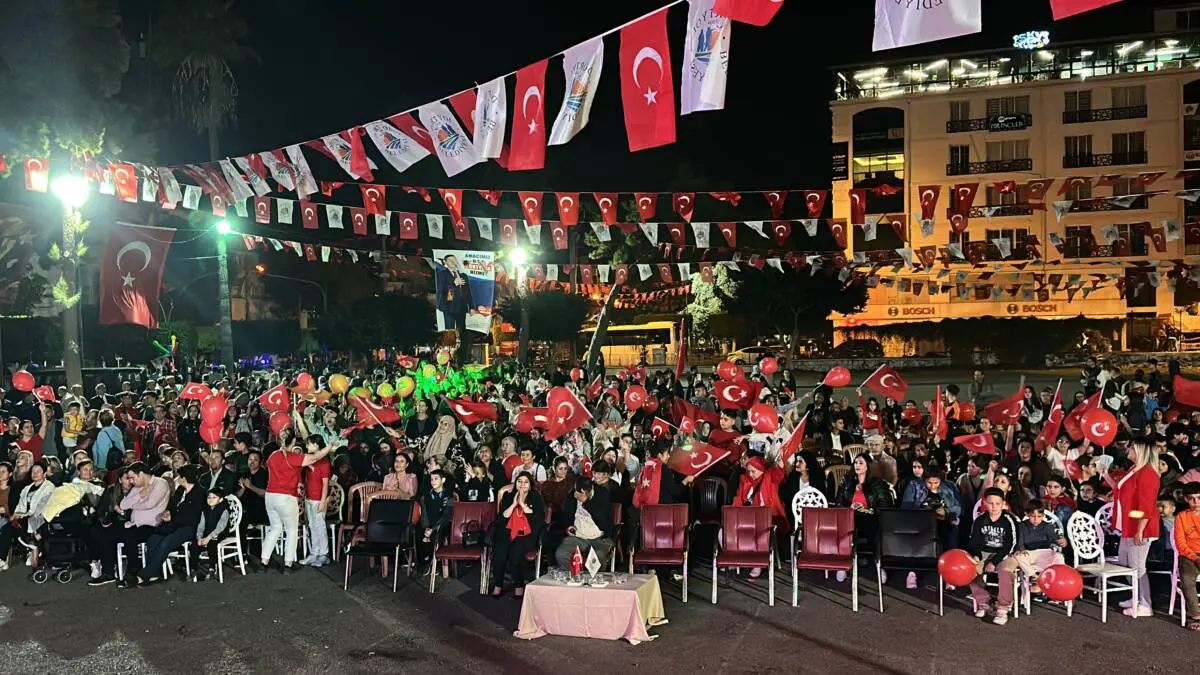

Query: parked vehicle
left=724, top=344, right=788, bottom=366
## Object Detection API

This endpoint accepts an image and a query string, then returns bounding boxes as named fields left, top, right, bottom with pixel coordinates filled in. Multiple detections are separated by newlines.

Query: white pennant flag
left=546, top=264, right=559, bottom=281
left=284, top=144, right=319, bottom=198
left=896, top=248, right=914, bottom=268
left=637, top=264, right=652, bottom=281
left=717, top=261, right=739, bottom=271
left=276, top=198, right=294, bottom=224
left=233, top=157, right=271, bottom=196
left=375, top=212, right=391, bottom=235
left=863, top=220, right=878, bottom=241
left=691, top=222, right=711, bottom=248
left=745, top=221, right=767, bottom=238
left=347, top=249, right=359, bottom=263
left=590, top=222, right=611, bottom=243
left=473, top=76, right=508, bottom=158
left=182, top=184, right=201, bottom=210
left=321, top=133, right=377, bottom=180
left=418, top=102, right=483, bottom=177
left=681, top=0, right=731, bottom=115
left=873, top=0, right=981, bottom=51
left=326, top=204, right=344, bottom=229
left=425, top=214, right=444, bottom=239
left=767, top=258, right=784, bottom=273
left=218, top=159, right=255, bottom=202
left=639, top=222, right=659, bottom=245
left=597, top=264, right=611, bottom=282
left=156, top=167, right=182, bottom=206
left=1164, top=218, right=1182, bottom=241
left=318, top=246, right=330, bottom=263
left=991, top=237, right=1012, bottom=259
left=1098, top=224, right=1119, bottom=244
left=799, top=219, right=819, bottom=237
left=919, top=218, right=935, bottom=237
left=140, top=168, right=158, bottom=202
left=525, top=222, right=542, bottom=243
left=474, top=217, right=494, bottom=240
left=1052, top=200, right=1073, bottom=222
left=258, top=151, right=296, bottom=192
left=268, top=238, right=283, bottom=251
left=678, top=263, right=692, bottom=281
left=365, top=121, right=431, bottom=174
left=234, top=199, right=248, bottom=218
left=549, top=38, right=604, bottom=146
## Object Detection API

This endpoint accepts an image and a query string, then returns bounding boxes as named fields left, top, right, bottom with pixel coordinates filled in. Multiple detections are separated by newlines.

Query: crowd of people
left=0, top=355, right=1198, bottom=632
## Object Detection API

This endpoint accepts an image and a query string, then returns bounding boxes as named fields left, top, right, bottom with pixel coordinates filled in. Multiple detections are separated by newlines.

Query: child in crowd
left=458, top=461, right=493, bottom=503
left=1041, top=475, right=1075, bottom=524
left=968, top=488, right=1021, bottom=626
left=1175, top=483, right=1200, bottom=631
left=193, top=487, right=231, bottom=582
left=1077, top=483, right=1104, bottom=516
left=1018, top=500, right=1068, bottom=603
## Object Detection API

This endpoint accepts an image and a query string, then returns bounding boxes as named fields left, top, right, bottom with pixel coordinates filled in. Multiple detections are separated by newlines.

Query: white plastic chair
left=789, top=487, right=829, bottom=571
left=164, top=542, right=193, bottom=580
left=301, top=481, right=344, bottom=562
left=216, top=495, right=247, bottom=583
left=1066, top=511, right=1137, bottom=623
left=115, top=542, right=148, bottom=582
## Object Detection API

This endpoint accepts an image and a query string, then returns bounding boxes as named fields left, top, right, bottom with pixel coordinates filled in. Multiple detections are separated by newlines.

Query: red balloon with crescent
left=749, top=403, right=779, bottom=434
left=1037, top=564, right=1083, bottom=602
left=11, top=370, right=34, bottom=393
left=1081, top=408, right=1118, bottom=446
left=625, top=384, right=647, bottom=411
left=269, top=411, right=291, bottom=437
left=716, top=360, right=741, bottom=381
left=822, top=366, right=852, bottom=388
left=758, top=357, right=779, bottom=376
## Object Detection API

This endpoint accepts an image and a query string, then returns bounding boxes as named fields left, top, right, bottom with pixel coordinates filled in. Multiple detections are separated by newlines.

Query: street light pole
left=52, top=176, right=88, bottom=388
left=215, top=223, right=235, bottom=367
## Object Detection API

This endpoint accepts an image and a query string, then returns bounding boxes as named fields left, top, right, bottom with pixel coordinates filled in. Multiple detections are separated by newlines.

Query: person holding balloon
left=1103, top=438, right=1161, bottom=618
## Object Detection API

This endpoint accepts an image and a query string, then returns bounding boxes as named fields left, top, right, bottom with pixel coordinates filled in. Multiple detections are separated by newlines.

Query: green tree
left=498, top=289, right=591, bottom=343
left=731, top=269, right=868, bottom=356
left=314, top=293, right=435, bottom=354
left=685, top=264, right=739, bottom=335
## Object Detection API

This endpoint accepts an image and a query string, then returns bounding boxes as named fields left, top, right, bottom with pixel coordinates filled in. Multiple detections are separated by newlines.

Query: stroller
left=31, top=501, right=93, bottom=584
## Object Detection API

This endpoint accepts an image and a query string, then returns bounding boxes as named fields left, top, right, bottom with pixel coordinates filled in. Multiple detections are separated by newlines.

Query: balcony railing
left=965, top=204, right=1035, bottom=218
left=1071, top=196, right=1150, bottom=211
left=946, top=157, right=1033, bottom=176
left=947, top=113, right=1033, bottom=134
left=1062, top=151, right=1148, bottom=168
left=1062, top=105, right=1148, bottom=124
left=1062, top=242, right=1150, bottom=258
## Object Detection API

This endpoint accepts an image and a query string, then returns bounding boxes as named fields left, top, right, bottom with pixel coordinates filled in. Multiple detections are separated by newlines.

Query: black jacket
left=969, top=511, right=1019, bottom=562
left=835, top=475, right=895, bottom=511
left=561, top=487, right=614, bottom=540
left=167, top=485, right=206, bottom=529
left=198, top=468, right=239, bottom=497
left=419, top=488, right=455, bottom=535
left=497, top=489, right=544, bottom=539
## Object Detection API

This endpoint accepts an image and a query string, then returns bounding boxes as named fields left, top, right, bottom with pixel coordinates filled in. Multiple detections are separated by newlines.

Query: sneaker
left=89, top=561, right=102, bottom=579
left=1119, top=599, right=1134, bottom=609
left=88, top=574, right=117, bottom=587
left=992, top=613, right=1009, bottom=626
left=117, top=578, right=138, bottom=590
left=906, top=572, right=918, bottom=590
left=835, top=571, right=847, bottom=583
left=24, top=553, right=33, bottom=567
left=974, top=607, right=989, bottom=618
left=297, top=555, right=315, bottom=566
left=314, top=555, right=331, bottom=567
left=1122, top=606, right=1153, bottom=618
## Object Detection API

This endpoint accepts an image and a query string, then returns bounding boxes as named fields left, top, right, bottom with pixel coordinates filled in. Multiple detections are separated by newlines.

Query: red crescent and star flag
left=712, top=0, right=785, bottom=26
left=449, top=398, right=499, bottom=424
left=257, top=383, right=290, bottom=413
left=982, top=381, right=1025, bottom=426
left=1063, top=389, right=1102, bottom=441
left=952, top=432, right=997, bottom=455
left=1035, top=380, right=1064, bottom=451
left=1050, top=0, right=1122, bottom=20
left=619, top=8, right=676, bottom=152
left=861, top=364, right=909, bottom=401
left=546, top=386, right=590, bottom=441
left=510, top=59, right=548, bottom=171
left=667, top=440, right=731, bottom=476
left=98, top=224, right=173, bottom=329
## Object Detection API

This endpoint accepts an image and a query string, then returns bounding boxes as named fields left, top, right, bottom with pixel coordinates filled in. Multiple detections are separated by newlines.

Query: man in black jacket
left=198, top=448, right=239, bottom=496
left=555, top=476, right=614, bottom=570
left=140, top=464, right=206, bottom=584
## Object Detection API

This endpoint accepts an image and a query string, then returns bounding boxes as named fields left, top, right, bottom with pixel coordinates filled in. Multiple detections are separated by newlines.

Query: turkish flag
left=453, top=217, right=471, bottom=241
left=952, top=183, right=979, bottom=216
left=594, top=193, right=618, bottom=225
left=439, top=188, right=464, bottom=226
left=254, top=197, right=271, bottom=224
left=519, top=192, right=543, bottom=225
left=650, top=417, right=673, bottom=440
left=634, top=193, right=657, bottom=222
left=849, top=188, right=866, bottom=224
left=24, top=157, right=49, bottom=192
left=179, top=382, right=213, bottom=400
left=615, top=265, right=629, bottom=285
left=771, top=221, right=791, bottom=246
left=673, top=192, right=695, bottom=222
left=619, top=9, right=675, bottom=152
left=257, top=383, right=290, bottom=413
left=667, top=441, right=731, bottom=477
left=510, top=59, right=548, bottom=171
left=657, top=264, right=673, bottom=283
left=350, top=207, right=368, bottom=236
left=953, top=432, right=997, bottom=455
left=713, top=0, right=786, bottom=26
left=550, top=222, right=569, bottom=250
left=699, top=262, right=714, bottom=283
left=554, top=192, right=580, bottom=226
left=387, top=112, right=435, bottom=154
left=33, top=385, right=56, bottom=403
left=718, top=222, right=737, bottom=247
left=398, top=212, right=418, bottom=240
left=1063, top=390, right=1102, bottom=441
left=1173, top=374, right=1200, bottom=408
left=300, top=201, right=319, bottom=229
left=633, top=458, right=662, bottom=508
left=580, top=265, right=595, bottom=284
left=546, top=386, right=590, bottom=441
left=778, top=412, right=808, bottom=465
left=585, top=374, right=603, bottom=401
left=361, top=184, right=386, bottom=215
left=1036, top=382, right=1064, bottom=451
left=666, top=223, right=686, bottom=247
left=714, top=380, right=761, bottom=410
left=348, top=394, right=401, bottom=429
left=678, top=415, right=695, bottom=434
left=828, top=219, right=848, bottom=248
left=671, top=397, right=720, bottom=427
left=499, top=218, right=518, bottom=244
left=765, top=191, right=787, bottom=218
left=99, top=224, right=173, bottom=329
left=983, top=384, right=1025, bottom=426
left=111, top=163, right=139, bottom=203
left=862, top=364, right=909, bottom=400
left=449, top=398, right=498, bottom=424
left=918, top=185, right=941, bottom=221
left=802, top=190, right=827, bottom=218
left=1050, top=0, right=1120, bottom=20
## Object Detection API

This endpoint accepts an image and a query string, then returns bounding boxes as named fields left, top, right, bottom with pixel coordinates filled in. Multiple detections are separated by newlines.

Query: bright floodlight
left=51, top=175, right=89, bottom=209
left=215, top=219, right=233, bottom=235
left=510, top=247, right=528, bottom=265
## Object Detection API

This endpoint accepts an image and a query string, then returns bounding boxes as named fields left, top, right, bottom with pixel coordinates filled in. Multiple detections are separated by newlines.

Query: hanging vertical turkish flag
left=1050, top=0, right=1120, bottom=20
left=802, top=190, right=827, bottom=218
left=718, top=222, right=737, bottom=247
left=619, top=8, right=676, bottom=152
left=499, top=218, right=518, bottom=244
left=828, top=219, right=848, bottom=248
left=1024, top=179, right=1054, bottom=202
left=448, top=89, right=478, bottom=135
left=765, top=191, right=787, bottom=218
left=99, top=224, right=173, bottom=329
left=510, top=59, right=548, bottom=171
left=397, top=212, right=418, bottom=240
left=699, top=262, right=714, bottom=283
left=439, top=188, right=464, bottom=226
left=771, top=221, right=791, bottom=246
left=713, top=0, right=785, bottom=25
left=657, top=264, right=673, bottom=283
left=615, top=265, right=630, bottom=285
left=952, top=183, right=979, bottom=216
left=453, top=217, right=471, bottom=241
left=512, top=193, right=542, bottom=228
left=849, top=188, right=866, bottom=224
left=556, top=192, right=579, bottom=226
left=110, top=163, right=139, bottom=203
left=300, top=201, right=319, bottom=229
left=885, top=214, right=907, bottom=241
left=673, top=192, right=695, bottom=222
left=360, top=184, right=386, bottom=215
left=634, top=193, right=657, bottom=221
left=347, top=127, right=373, bottom=181
left=254, top=197, right=271, bottom=224
left=918, top=185, right=941, bottom=221
left=580, top=265, right=595, bottom=284
left=350, top=207, right=368, bottom=236
left=594, top=193, right=618, bottom=225
left=666, top=223, right=686, bottom=247
left=24, top=157, right=49, bottom=192
left=478, top=189, right=502, bottom=206
left=550, top=222, right=569, bottom=250
left=386, top=112, right=435, bottom=154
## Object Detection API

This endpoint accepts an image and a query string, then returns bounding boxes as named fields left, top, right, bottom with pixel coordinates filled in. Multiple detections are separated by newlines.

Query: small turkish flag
left=657, top=264, right=673, bottom=283
left=699, top=263, right=714, bottom=283
left=983, top=385, right=1025, bottom=426
left=650, top=417, right=673, bottom=440
left=584, top=375, right=603, bottom=401
left=257, top=383, right=290, bottom=413
left=300, top=201, right=319, bottom=229
left=952, top=183, right=979, bottom=215
left=615, top=265, right=629, bottom=285
left=478, top=189, right=502, bottom=206
left=449, top=398, right=498, bottom=424
left=594, top=193, right=618, bottom=225
left=634, top=193, right=657, bottom=222
left=33, top=385, right=56, bottom=403
left=1063, top=390, right=1102, bottom=441
left=556, top=193, right=579, bottom=226
left=666, top=223, right=686, bottom=247
left=550, top=222, right=569, bottom=250
left=828, top=219, right=848, bottom=248
left=350, top=208, right=368, bottom=236
left=667, top=441, right=731, bottom=477
left=718, top=222, right=737, bottom=247
left=360, top=184, right=387, bottom=216
left=453, top=217, right=471, bottom=241
left=510, top=59, right=548, bottom=171
left=802, top=190, right=827, bottom=218
left=673, top=192, right=695, bottom=222
left=953, top=432, right=997, bottom=455
left=678, top=415, right=695, bottom=434
left=849, top=189, right=866, bottom=224
left=713, top=0, right=786, bottom=26
left=714, top=380, right=760, bottom=410
left=439, top=188, right=464, bottom=226
left=619, top=9, right=675, bottom=152
left=919, top=185, right=941, bottom=221
left=580, top=265, right=595, bottom=284
left=518, top=192, right=543, bottom=225
left=546, top=386, right=590, bottom=441
left=499, top=218, right=518, bottom=245
left=254, top=197, right=271, bottom=224
left=771, top=221, right=791, bottom=246
left=765, top=191, right=787, bottom=218
left=179, top=382, right=213, bottom=400
left=398, top=212, right=418, bottom=240
left=862, top=364, right=909, bottom=400
left=111, top=163, right=139, bottom=203
left=779, top=413, right=809, bottom=465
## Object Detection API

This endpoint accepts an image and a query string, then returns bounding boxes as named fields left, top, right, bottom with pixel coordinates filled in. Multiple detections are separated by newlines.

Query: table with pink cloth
left=514, top=573, right=668, bottom=644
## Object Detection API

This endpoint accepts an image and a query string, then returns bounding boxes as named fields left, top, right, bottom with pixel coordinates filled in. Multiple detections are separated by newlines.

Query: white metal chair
left=1009, top=510, right=1065, bottom=617
left=216, top=495, right=247, bottom=583
left=164, top=542, right=193, bottom=580
left=115, top=542, right=148, bottom=582
left=323, top=482, right=345, bottom=561
left=1066, top=511, right=1137, bottom=623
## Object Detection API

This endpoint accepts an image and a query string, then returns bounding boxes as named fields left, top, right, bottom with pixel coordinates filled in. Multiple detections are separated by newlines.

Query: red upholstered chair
left=629, top=504, right=691, bottom=602
left=792, top=507, right=857, bottom=610
left=430, top=502, right=497, bottom=594
left=712, top=506, right=775, bottom=606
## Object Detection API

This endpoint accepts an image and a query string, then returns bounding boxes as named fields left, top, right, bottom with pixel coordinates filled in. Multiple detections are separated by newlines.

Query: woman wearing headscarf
left=1104, top=438, right=1161, bottom=618
left=733, top=455, right=786, bottom=579
left=424, top=415, right=465, bottom=475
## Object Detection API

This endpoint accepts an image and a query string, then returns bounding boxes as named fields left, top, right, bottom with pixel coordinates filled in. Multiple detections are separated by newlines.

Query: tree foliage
left=499, top=289, right=591, bottom=343
left=314, top=293, right=435, bottom=353
left=730, top=269, right=868, bottom=353
left=685, top=264, right=739, bottom=335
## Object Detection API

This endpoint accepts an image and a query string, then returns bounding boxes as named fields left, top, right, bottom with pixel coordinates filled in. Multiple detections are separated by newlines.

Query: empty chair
left=430, top=501, right=497, bottom=593
left=790, top=487, right=829, bottom=562
left=344, top=498, right=415, bottom=593
left=692, top=476, right=728, bottom=563
left=874, top=508, right=943, bottom=615
left=1066, top=511, right=1137, bottom=623
left=629, top=503, right=691, bottom=602
left=712, top=506, right=774, bottom=606
left=793, top=507, right=857, bottom=610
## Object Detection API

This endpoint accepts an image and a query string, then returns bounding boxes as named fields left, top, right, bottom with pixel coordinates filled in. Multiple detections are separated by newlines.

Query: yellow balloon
left=396, top=376, right=415, bottom=398
left=422, top=364, right=437, bottom=379
left=350, top=387, right=371, bottom=399
left=377, top=382, right=395, bottom=398
left=436, top=349, right=451, bottom=366
left=328, top=373, right=350, bottom=394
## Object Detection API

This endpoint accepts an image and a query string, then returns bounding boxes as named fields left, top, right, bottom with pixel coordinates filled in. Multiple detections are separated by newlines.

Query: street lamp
left=510, top=248, right=531, bottom=364
left=53, top=174, right=89, bottom=388
left=214, top=219, right=235, bottom=367
left=51, top=175, right=89, bottom=209
left=215, top=219, right=233, bottom=235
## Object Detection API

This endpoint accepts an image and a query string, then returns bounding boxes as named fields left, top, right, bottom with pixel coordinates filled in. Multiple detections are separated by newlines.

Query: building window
left=949, top=229, right=970, bottom=246
left=986, top=139, right=1030, bottom=161
left=1065, top=181, right=1092, bottom=201
left=949, top=145, right=970, bottom=172
left=1112, top=176, right=1145, bottom=197
left=851, top=151, right=905, bottom=184
left=1065, top=135, right=1093, bottom=157
left=1064, top=90, right=1092, bottom=112
left=986, top=95, right=1031, bottom=116
left=985, top=228, right=1030, bottom=258
left=1112, top=85, right=1146, bottom=108
left=985, top=186, right=1021, bottom=206
left=949, top=100, right=971, bottom=121
left=1112, top=131, right=1146, bottom=162
left=1064, top=225, right=1093, bottom=257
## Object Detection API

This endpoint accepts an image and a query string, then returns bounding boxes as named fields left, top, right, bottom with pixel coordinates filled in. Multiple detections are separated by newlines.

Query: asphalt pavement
left=0, top=551, right=1194, bottom=674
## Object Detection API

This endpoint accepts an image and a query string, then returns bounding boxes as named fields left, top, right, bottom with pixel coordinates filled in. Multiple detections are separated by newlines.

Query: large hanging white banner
left=873, top=0, right=981, bottom=52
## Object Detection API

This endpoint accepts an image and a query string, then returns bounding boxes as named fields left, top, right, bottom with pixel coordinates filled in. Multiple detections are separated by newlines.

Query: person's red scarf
left=735, top=456, right=785, bottom=518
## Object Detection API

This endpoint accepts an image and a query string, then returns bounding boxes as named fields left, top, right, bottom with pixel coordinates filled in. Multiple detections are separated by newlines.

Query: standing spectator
left=968, top=370, right=996, bottom=408
left=256, top=429, right=331, bottom=573
left=300, top=436, right=332, bottom=567
left=93, top=410, right=124, bottom=470
left=1106, top=439, right=1161, bottom=618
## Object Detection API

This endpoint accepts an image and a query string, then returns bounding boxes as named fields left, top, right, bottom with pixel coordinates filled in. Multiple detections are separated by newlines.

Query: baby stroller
left=31, top=502, right=92, bottom=584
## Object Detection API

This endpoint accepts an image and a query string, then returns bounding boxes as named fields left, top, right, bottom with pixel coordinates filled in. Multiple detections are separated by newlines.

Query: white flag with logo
left=276, top=198, right=294, bottom=224
left=375, top=212, right=391, bottom=235
left=365, top=121, right=430, bottom=174
left=549, top=38, right=604, bottom=146
left=418, top=102, right=483, bottom=177
left=233, top=157, right=271, bottom=196
left=218, top=159, right=255, bottom=202
left=321, top=133, right=377, bottom=180
left=326, top=204, right=344, bottom=229
left=284, top=144, right=319, bottom=198
left=474, top=217, right=494, bottom=240
left=691, top=222, right=711, bottom=248
left=873, top=0, right=981, bottom=51
left=182, top=184, right=201, bottom=210
left=258, top=151, right=296, bottom=192
left=473, top=76, right=508, bottom=158
left=681, top=0, right=731, bottom=115
left=425, top=214, right=444, bottom=239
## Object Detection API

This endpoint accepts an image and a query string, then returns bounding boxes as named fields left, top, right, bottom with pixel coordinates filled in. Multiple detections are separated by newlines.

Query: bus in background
left=579, top=320, right=677, bottom=368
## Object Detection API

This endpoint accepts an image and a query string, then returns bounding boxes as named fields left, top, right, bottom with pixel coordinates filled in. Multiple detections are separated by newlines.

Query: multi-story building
left=827, top=25, right=1200, bottom=355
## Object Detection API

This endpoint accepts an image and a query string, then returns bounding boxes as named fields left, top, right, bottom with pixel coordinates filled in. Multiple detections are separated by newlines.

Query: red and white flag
left=714, top=379, right=761, bottom=410
left=778, top=412, right=808, bottom=465
left=1050, top=0, right=1121, bottom=20
left=1063, top=389, right=1102, bottom=441
left=33, top=385, right=56, bottom=403
left=321, top=132, right=376, bottom=181
left=546, top=386, right=590, bottom=440
left=619, top=9, right=676, bottom=152
left=98, top=224, right=173, bottom=329
left=633, top=458, right=662, bottom=508
left=667, top=441, right=731, bottom=476
left=300, top=201, right=319, bottom=229
left=953, top=432, right=997, bottom=455
left=673, top=192, right=695, bottom=222
left=594, top=193, right=618, bottom=225
left=556, top=193, right=580, bottom=226
left=179, top=382, right=213, bottom=400
left=449, top=398, right=498, bottom=424
left=862, top=364, right=909, bottom=400
left=510, top=59, right=548, bottom=170
left=1036, top=380, right=1064, bottom=451
left=439, top=188, right=464, bottom=226
left=712, top=0, right=784, bottom=25
left=24, top=157, right=49, bottom=192
left=348, top=394, right=401, bottom=428
left=387, top=112, right=436, bottom=154
left=873, top=0, right=981, bottom=51
left=635, top=193, right=657, bottom=221
left=983, top=382, right=1024, bottom=426
left=549, top=38, right=604, bottom=146
left=111, top=163, right=139, bottom=203
left=681, top=0, right=732, bottom=115
left=650, top=417, right=673, bottom=440
left=519, top=192, right=543, bottom=225
left=365, top=120, right=431, bottom=174
left=257, top=383, right=290, bottom=413
left=802, top=190, right=828, bottom=218
left=418, top=102, right=482, bottom=177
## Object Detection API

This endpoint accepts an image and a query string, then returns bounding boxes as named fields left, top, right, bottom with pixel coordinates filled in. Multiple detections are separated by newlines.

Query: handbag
left=461, top=520, right=484, bottom=547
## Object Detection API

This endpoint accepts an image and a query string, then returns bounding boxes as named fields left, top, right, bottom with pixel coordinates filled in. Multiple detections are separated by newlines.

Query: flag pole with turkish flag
left=99, top=223, right=174, bottom=329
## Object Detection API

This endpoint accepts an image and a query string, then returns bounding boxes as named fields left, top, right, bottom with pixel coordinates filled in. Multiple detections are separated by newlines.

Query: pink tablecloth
left=514, top=573, right=668, bottom=644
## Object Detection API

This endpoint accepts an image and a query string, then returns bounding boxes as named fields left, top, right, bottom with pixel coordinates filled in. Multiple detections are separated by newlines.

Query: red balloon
left=758, top=357, right=779, bottom=376
left=11, top=370, right=34, bottom=393
left=1038, top=564, right=1083, bottom=602
left=749, top=403, right=779, bottom=434
left=269, top=411, right=291, bottom=437
left=200, top=396, right=228, bottom=426
left=717, top=360, right=741, bottom=381
left=937, top=549, right=978, bottom=587
left=570, top=367, right=583, bottom=382
left=1081, top=408, right=1118, bottom=446
left=642, top=397, right=659, bottom=415
left=822, top=366, right=851, bottom=388
left=1165, top=408, right=1182, bottom=423
left=901, top=408, right=924, bottom=426
left=199, top=424, right=222, bottom=445
left=959, top=402, right=976, bottom=422
left=513, top=409, right=535, bottom=434
left=624, top=384, right=648, bottom=410
left=615, top=369, right=628, bottom=382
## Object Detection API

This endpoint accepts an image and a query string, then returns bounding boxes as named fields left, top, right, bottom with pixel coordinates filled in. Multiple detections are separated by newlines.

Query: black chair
left=874, top=508, right=943, bottom=615
left=691, top=476, right=727, bottom=562
left=343, top=499, right=415, bottom=593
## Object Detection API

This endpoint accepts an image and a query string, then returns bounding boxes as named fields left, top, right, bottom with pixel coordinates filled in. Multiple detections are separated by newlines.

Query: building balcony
left=1062, top=105, right=1148, bottom=124
left=1062, top=242, right=1150, bottom=258
left=965, top=204, right=1035, bottom=218
left=1070, top=196, right=1149, bottom=211
left=1062, top=151, right=1147, bottom=168
left=946, top=158, right=1033, bottom=176
left=946, top=114, right=1033, bottom=134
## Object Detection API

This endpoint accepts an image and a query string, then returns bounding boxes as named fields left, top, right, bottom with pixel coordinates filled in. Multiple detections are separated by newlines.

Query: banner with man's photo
left=432, top=249, right=496, bottom=334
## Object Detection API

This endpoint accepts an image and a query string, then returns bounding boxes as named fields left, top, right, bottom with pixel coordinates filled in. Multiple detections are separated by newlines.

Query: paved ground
left=0, top=552, right=1194, bottom=675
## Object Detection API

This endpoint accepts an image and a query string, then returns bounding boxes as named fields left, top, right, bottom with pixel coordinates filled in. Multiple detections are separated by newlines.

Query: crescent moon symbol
left=522, top=86, right=543, bottom=120
left=880, top=374, right=898, bottom=388
left=922, top=189, right=934, bottom=203
left=632, top=47, right=664, bottom=89
left=454, top=404, right=471, bottom=417
left=256, top=203, right=267, bottom=216
left=690, top=451, right=713, bottom=469
left=524, top=196, right=539, bottom=211
left=767, top=192, right=779, bottom=202
left=638, top=196, right=652, bottom=209
left=560, top=196, right=574, bottom=210
left=28, top=158, right=43, bottom=172
left=403, top=217, right=414, bottom=228
left=354, top=214, right=364, bottom=225
left=599, top=197, right=612, bottom=210
left=116, top=241, right=152, bottom=272
left=444, top=192, right=456, bottom=205
left=678, top=195, right=691, bottom=207
left=304, top=207, right=314, bottom=219
left=555, top=401, right=574, bottom=423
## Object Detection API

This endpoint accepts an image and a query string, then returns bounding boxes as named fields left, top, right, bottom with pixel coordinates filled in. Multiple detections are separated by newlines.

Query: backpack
left=102, top=427, right=125, bottom=470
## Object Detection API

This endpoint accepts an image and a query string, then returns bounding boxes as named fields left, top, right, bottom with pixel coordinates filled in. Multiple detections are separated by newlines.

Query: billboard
left=432, top=249, right=495, bottom=334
